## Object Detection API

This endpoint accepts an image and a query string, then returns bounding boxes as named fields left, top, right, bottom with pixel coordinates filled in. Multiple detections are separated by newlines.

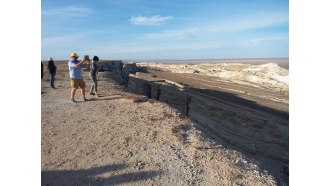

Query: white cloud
left=42, top=6, right=92, bottom=17
left=239, top=37, right=287, bottom=47
left=130, top=15, right=173, bottom=25
left=141, top=12, right=288, bottom=39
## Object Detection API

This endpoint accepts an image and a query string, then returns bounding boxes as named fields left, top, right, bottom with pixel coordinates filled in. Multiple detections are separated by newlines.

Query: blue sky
left=41, top=0, right=288, bottom=60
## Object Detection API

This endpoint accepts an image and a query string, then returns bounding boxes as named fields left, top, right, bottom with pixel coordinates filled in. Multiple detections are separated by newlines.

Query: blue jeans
left=50, top=74, right=55, bottom=87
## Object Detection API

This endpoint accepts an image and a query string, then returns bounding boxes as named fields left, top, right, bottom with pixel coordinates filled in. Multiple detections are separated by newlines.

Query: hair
left=47, top=59, right=55, bottom=68
left=93, top=56, right=99, bottom=61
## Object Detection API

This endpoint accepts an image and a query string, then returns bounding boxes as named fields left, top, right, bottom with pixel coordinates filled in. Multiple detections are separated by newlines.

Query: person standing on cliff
left=41, top=62, right=44, bottom=79
left=89, top=56, right=100, bottom=97
left=68, top=52, right=89, bottom=103
left=47, top=57, right=57, bottom=89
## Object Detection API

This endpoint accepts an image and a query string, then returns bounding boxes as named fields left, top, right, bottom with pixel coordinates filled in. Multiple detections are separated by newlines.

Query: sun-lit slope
left=137, top=62, right=289, bottom=93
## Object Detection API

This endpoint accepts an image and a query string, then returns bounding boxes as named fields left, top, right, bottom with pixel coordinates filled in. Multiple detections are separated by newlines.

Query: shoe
left=95, top=93, right=99, bottom=98
left=83, top=98, right=90, bottom=102
left=89, top=92, right=95, bottom=95
left=71, top=98, right=77, bottom=103
left=51, top=86, right=56, bottom=89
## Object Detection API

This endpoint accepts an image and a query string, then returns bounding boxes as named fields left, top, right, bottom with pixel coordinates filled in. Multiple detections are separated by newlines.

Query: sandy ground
left=41, top=63, right=278, bottom=185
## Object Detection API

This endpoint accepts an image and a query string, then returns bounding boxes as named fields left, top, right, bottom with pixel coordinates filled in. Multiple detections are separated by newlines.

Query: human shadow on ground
left=42, top=163, right=160, bottom=186
left=88, top=95, right=125, bottom=102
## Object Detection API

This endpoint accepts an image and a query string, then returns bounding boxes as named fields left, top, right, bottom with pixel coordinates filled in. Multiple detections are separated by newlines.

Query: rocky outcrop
left=94, top=61, right=141, bottom=84
left=127, top=72, right=289, bottom=182
left=186, top=91, right=288, bottom=161
left=98, top=62, right=289, bottom=183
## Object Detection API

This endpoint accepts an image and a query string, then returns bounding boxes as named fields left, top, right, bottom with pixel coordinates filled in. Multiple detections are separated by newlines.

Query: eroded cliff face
left=127, top=72, right=289, bottom=183
left=94, top=61, right=142, bottom=84
left=94, top=61, right=288, bottom=183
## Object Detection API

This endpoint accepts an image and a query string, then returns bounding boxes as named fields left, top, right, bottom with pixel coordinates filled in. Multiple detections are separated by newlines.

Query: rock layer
left=127, top=72, right=289, bottom=182
left=89, top=61, right=288, bottom=183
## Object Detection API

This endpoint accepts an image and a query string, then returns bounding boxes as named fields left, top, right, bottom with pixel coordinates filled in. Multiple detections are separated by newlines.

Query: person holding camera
left=68, top=52, right=89, bottom=103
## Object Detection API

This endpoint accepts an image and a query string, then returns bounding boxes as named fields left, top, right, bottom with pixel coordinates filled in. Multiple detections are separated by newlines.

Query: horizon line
left=43, top=57, right=289, bottom=62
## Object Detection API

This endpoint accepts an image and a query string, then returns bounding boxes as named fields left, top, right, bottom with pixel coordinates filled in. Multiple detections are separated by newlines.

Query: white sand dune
left=137, top=62, right=289, bottom=93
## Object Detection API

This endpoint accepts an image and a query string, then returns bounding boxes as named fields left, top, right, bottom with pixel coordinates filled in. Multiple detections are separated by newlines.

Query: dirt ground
left=41, top=63, right=278, bottom=185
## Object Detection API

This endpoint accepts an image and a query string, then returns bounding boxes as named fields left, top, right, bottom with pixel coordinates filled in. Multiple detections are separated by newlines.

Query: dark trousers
left=50, top=74, right=55, bottom=87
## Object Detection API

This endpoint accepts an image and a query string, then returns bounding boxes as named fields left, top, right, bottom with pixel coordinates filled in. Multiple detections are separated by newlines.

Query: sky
left=4, top=1, right=330, bottom=185
left=41, top=0, right=288, bottom=60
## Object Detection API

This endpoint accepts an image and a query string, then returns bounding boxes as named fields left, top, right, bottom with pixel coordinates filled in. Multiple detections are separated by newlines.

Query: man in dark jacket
left=47, top=57, right=57, bottom=89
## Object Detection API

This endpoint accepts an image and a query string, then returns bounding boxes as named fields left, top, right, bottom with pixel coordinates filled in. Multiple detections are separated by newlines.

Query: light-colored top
left=68, top=60, right=83, bottom=79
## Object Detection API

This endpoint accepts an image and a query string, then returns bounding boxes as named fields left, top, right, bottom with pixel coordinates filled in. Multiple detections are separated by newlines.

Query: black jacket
left=47, top=61, right=57, bottom=75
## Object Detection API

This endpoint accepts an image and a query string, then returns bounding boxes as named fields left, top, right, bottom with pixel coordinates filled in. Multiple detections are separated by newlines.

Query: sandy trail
left=41, top=63, right=277, bottom=185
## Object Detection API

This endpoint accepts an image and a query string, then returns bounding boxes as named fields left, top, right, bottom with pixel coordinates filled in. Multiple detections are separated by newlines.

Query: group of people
left=68, top=52, right=100, bottom=103
left=42, top=52, right=100, bottom=103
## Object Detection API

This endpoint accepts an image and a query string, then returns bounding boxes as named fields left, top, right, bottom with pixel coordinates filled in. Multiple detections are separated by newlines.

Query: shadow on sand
left=88, top=95, right=124, bottom=102
left=42, top=163, right=160, bottom=186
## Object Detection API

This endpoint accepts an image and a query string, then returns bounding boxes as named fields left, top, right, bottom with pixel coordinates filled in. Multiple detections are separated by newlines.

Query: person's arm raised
left=74, top=60, right=85, bottom=68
